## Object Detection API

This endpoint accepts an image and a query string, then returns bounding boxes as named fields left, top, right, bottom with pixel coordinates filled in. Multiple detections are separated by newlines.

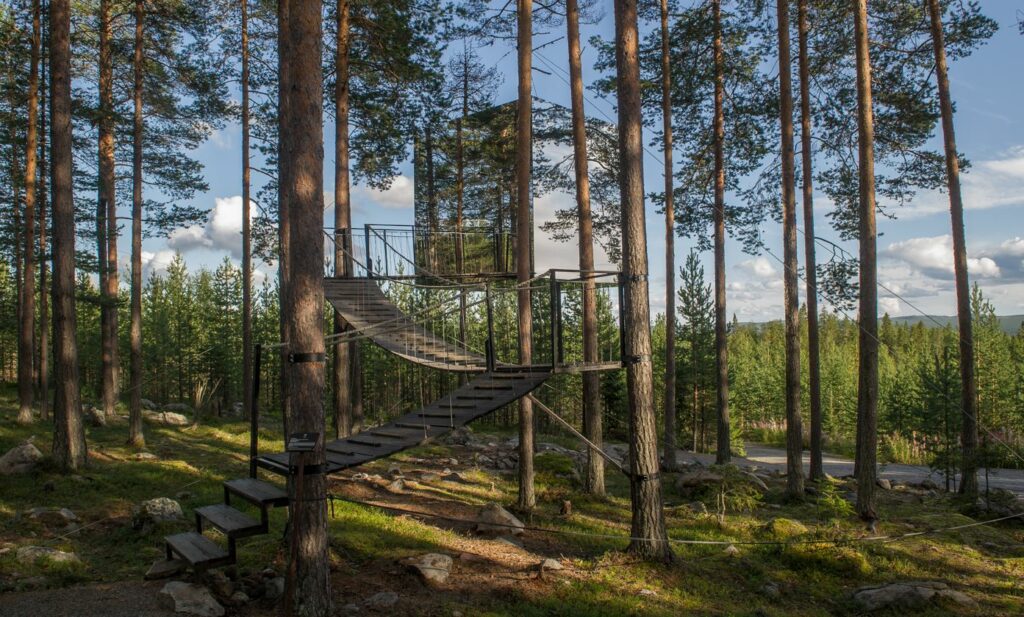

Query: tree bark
left=332, top=0, right=355, bottom=439
left=99, top=0, right=119, bottom=420
left=853, top=0, right=878, bottom=523
left=926, top=0, right=977, bottom=499
left=658, top=0, right=677, bottom=472
left=776, top=0, right=804, bottom=499
left=241, top=0, right=253, bottom=428
left=456, top=54, right=467, bottom=386
left=566, top=0, right=605, bottom=495
left=516, top=0, right=535, bottom=512
left=278, top=0, right=292, bottom=436
left=712, top=0, right=730, bottom=465
left=797, top=0, right=823, bottom=482
left=38, top=29, right=50, bottom=422
left=18, top=0, right=42, bottom=425
left=50, top=0, right=87, bottom=471
left=281, top=1, right=331, bottom=614
left=614, top=0, right=672, bottom=562
left=128, top=0, right=145, bottom=448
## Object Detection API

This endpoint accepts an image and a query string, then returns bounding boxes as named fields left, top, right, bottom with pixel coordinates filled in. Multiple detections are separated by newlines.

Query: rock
left=722, top=545, right=740, bottom=557
left=364, top=591, right=399, bottom=609
left=760, top=582, right=780, bottom=599
left=387, top=464, right=403, bottom=478
left=741, top=471, right=769, bottom=492
left=539, top=558, right=564, bottom=571
left=150, top=411, right=191, bottom=426
left=403, top=553, right=453, bottom=585
left=876, top=478, right=892, bottom=490
left=162, top=402, right=193, bottom=413
left=141, top=398, right=158, bottom=410
left=264, top=576, right=285, bottom=601
left=443, top=426, right=474, bottom=446
left=205, top=570, right=234, bottom=598
left=145, top=558, right=186, bottom=580
left=918, top=479, right=940, bottom=490
left=132, top=452, right=159, bottom=461
left=227, top=591, right=249, bottom=606
left=419, top=471, right=440, bottom=482
left=83, top=404, right=106, bottom=427
left=386, top=478, right=406, bottom=493
left=132, top=497, right=183, bottom=530
left=475, top=503, right=525, bottom=536
left=763, top=518, right=809, bottom=539
left=159, top=581, right=225, bottom=617
left=685, top=501, right=708, bottom=516
left=638, top=589, right=657, bottom=597
left=175, top=491, right=192, bottom=501
left=0, top=440, right=43, bottom=475
left=675, top=469, right=723, bottom=492
left=16, top=546, right=80, bottom=565
left=442, top=472, right=471, bottom=484
left=26, top=507, right=78, bottom=527
left=228, top=402, right=244, bottom=417
left=852, top=581, right=977, bottom=612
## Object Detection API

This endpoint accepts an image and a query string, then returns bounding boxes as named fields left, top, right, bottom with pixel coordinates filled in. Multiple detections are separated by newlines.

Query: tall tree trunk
left=281, top=1, right=331, bottom=614
left=50, top=0, right=87, bottom=471
left=456, top=54, right=467, bottom=386
left=853, top=0, right=878, bottom=524
left=658, top=0, right=677, bottom=472
left=566, top=0, right=605, bottom=495
left=927, top=0, right=977, bottom=499
left=98, top=0, right=119, bottom=420
left=797, top=0, right=823, bottom=482
left=516, top=0, right=535, bottom=511
left=128, top=0, right=145, bottom=448
left=241, top=0, right=253, bottom=427
left=712, top=0, right=730, bottom=465
left=776, top=0, right=804, bottom=499
left=38, top=28, right=50, bottom=422
left=278, top=0, right=292, bottom=436
left=614, top=0, right=672, bottom=562
left=332, top=0, right=354, bottom=439
left=18, top=0, right=42, bottom=425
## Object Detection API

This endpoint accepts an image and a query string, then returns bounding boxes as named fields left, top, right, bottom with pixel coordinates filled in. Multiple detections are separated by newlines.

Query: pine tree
left=677, top=250, right=714, bottom=453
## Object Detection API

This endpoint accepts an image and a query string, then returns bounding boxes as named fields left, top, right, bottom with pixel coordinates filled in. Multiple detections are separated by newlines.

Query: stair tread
left=196, top=504, right=263, bottom=536
left=165, top=532, right=229, bottom=566
left=224, top=478, right=288, bottom=507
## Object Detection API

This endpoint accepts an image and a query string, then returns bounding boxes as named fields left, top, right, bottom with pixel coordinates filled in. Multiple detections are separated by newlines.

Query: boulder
left=876, top=478, right=892, bottom=490
left=159, top=581, right=225, bottom=617
left=674, top=469, right=723, bottom=492
left=228, top=402, right=244, bottom=417
left=364, top=591, right=399, bottom=609
left=16, top=546, right=80, bottom=565
left=386, top=478, right=406, bottom=493
left=83, top=404, right=106, bottom=427
left=162, top=402, right=192, bottom=413
left=132, top=497, right=183, bottom=529
left=140, top=398, right=158, bottom=410
left=763, top=518, right=809, bottom=540
left=145, top=558, right=186, bottom=580
left=539, top=558, right=563, bottom=571
left=852, top=581, right=977, bottom=612
left=443, top=427, right=474, bottom=446
left=475, top=503, right=525, bottom=536
left=26, top=507, right=78, bottom=527
left=741, top=471, right=769, bottom=492
left=402, top=553, right=453, bottom=586
left=722, top=544, right=740, bottom=557
left=0, top=441, right=43, bottom=475
left=264, top=576, right=285, bottom=601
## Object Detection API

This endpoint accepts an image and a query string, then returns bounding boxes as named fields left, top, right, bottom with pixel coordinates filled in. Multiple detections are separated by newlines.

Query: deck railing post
left=549, top=271, right=558, bottom=368
left=485, top=283, right=496, bottom=372
left=249, top=343, right=262, bottom=478
left=618, top=274, right=626, bottom=365
left=382, top=228, right=389, bottom=278
left=364, top=224, right=373, bottom=278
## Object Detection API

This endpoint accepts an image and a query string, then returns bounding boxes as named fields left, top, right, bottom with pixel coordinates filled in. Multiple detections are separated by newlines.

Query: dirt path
left=0, top=581, right=178, bottom=617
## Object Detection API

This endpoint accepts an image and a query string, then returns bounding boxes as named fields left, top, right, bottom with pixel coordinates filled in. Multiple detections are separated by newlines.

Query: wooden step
left=165, top=532, right=232, bottom=570
left=224, top=478, right=288, bottom=508
left=196, top=504, right=264, bottom=538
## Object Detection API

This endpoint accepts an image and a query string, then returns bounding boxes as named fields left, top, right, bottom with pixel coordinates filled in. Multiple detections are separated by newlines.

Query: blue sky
left=139, top=2, right=1024, bottom=322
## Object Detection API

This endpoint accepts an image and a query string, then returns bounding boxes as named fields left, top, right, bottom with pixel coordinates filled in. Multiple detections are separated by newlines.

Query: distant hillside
left=888, top=315, right=1023, bottom=335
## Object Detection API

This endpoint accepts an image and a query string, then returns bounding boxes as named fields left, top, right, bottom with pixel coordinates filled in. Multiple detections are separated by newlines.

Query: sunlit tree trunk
left=776, top=0, right=804, bottom=499
left=18, top=0, right=42, bottom=425
left=798, top=0, right=824, bottom=482
left=566, top=0, right=605, bottom=495
left=128, top=0, right=145, bottom=448
left=853, top=0, right=878, bottom=523
left=98, top=0, right=119, bottom=420
left=658, top=0, right=677, bottom=472
left=614, top=0, right=672, bottom=562
left=281, top=1, right=331, bottom=613
left=50, top=0, right=87, bottom=471
left=241, top=0, right=253, bottom=425
left=712, top=0, right=730, bottom=465
left=38, top=28, right=50, bottom=422
left=278, top=0, right=292, bottom=436
left=927, top=0, right=977, bottom=499
left=516, top=0, right=535, bottom=511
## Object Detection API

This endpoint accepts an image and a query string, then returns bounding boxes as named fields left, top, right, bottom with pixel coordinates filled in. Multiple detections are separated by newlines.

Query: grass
left=1, top=383, right=1023, bottom=615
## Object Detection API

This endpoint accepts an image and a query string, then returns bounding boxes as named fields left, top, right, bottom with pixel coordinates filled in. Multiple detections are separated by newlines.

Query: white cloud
left=532, top=191, right=615, bottom=272
left=351, top=175, right=414, bottom=210
left=736, top=256, right=778, bottom=278
left=167, top=196, right=253, bottom=259
left=879, top=297, right=902, bottom=316
left=141, top=249, right=177, bottom=277
left=885, top=235, right=1001, bottom=280
left=899, top=146, right=1024, bottom=218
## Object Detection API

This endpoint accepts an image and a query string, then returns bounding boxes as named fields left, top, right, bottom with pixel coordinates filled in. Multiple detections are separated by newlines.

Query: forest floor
left=1, top=388, right=1023, bottom=616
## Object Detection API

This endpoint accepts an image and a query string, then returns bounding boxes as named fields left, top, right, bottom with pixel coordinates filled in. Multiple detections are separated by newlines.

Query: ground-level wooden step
left=165, top=532, right=232, bottom=570
left=195, top=504, right=264, bottom=538
left=224, top=478, right=289, bottom=508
